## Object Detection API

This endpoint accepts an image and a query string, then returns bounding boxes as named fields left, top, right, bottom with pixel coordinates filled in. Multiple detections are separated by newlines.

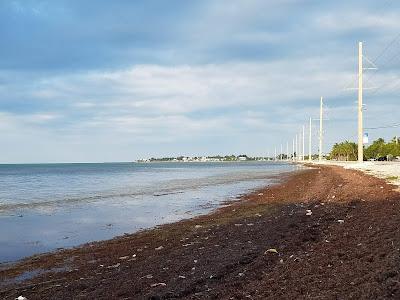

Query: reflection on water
left=0, top=162, right=300, bottom=263
left=0, top=267, right=68, bottom=286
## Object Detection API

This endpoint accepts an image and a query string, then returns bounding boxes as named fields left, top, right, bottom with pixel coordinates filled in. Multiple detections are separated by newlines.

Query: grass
left=386, top=176, right=399, bottom=181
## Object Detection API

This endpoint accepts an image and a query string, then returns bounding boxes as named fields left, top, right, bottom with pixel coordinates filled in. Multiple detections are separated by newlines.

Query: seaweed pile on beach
left=1, top=165, right=400, bottom=299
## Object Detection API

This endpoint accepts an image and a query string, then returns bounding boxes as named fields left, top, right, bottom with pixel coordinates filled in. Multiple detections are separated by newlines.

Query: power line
left=363, top=45, right=400, bottom=89
left=365, top=122, right=400, bottom=130
left=341, top=2, right=395, bottom=91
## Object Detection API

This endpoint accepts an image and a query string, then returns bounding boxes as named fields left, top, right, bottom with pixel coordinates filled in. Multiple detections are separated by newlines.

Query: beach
left=1, top=164, right=400, bottom=299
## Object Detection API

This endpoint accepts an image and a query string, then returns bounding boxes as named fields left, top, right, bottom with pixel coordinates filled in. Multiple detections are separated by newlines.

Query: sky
left=0, top=0, right=399, bottom=163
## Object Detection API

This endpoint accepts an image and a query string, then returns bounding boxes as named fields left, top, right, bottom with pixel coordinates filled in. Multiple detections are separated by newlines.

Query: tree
left=330, top=137, right=400, bottom=161
left=364, top=138, right=385, bottom=159
left=330, top=141, right=358, bottom=161
left=364, top=137, right=400, bottom=159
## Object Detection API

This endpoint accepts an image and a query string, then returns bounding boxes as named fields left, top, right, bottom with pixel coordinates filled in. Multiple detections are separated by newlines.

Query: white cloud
left=1, top=0, right=400, bottom=162
left=312, top=9, right=400, bottom=35
left=25, top=58, right=354, bottom=115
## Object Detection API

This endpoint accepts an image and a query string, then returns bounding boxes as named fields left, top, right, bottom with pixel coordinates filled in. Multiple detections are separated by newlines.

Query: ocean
left=0, top=161, right=299, bottom=263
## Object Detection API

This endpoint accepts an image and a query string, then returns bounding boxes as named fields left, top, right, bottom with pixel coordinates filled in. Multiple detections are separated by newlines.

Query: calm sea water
left=0, top=161, right=299, bottom=263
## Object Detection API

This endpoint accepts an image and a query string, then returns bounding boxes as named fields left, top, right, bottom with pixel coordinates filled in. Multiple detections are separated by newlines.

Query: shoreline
left=0, top=169, right=297, bottom=265
left=1, top=165, right=400, bottom=299
left=0, top=165, right=298, bottom=264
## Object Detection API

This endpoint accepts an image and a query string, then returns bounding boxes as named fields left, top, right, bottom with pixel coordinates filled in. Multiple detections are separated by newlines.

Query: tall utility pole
left=319, top=96, right=323, bottom=161
left=300, top=130, right=303, bottom=160
left=358, top=42, right=364, bottom=163
left=274, top=147, right=277, bottom=161
left=286, top=141, right=289, bottom=161
left=309, top=117, right=312, bottom=161
left=292, top=139, right=295, bottom=161
left=280, top=144, right=283, bottom=161
left=302, top=125, right=305, bottom=161
left=295, top=134, right=298, bottom=161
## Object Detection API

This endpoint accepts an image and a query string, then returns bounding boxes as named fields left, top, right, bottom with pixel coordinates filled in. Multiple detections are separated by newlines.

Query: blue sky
left=0, top=0, right=399, bottom=163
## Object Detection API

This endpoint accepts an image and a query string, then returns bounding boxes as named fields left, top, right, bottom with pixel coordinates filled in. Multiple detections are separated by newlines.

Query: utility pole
left=292, top=139, right=295, bottom=161
left=274, top=147, right=277, bottom=161
left=302, top=125, right=305, bottom=161
left=319, top=96, right=323, bottom=161
left=299, top=130, right=302, bottom=160
left=286, top=141, right=289, bottom=161
left=280, top=144, right=283, bottom=161
left=358, top=41, right=364, bottom=163
left=295, top=134, right=298, bottom=161
left=309, top=117, right=312, bottom=161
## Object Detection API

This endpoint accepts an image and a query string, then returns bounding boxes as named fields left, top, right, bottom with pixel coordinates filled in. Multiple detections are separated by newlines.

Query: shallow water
left=0, top=161, right=299, bottom=263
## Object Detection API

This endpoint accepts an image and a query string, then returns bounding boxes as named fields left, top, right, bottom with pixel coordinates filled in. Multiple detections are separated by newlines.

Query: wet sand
left=1, top=165, right=400, bottom=299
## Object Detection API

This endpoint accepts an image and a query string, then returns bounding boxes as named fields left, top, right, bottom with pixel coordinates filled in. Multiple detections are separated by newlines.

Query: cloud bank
left=0, top=0, right=399, bottom=162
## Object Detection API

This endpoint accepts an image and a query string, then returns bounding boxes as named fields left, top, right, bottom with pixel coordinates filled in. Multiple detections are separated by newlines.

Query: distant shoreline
left=135, top=159, right=282, bottom=163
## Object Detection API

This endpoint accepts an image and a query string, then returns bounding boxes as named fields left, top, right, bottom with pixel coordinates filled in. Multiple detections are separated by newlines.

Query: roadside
left=1, top=165, right=400, bottom=299
left=311, top=161, right=400, bottom=189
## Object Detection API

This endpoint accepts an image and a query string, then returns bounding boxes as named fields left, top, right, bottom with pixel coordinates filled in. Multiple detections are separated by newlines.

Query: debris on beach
left=258, top=193, right=264, bottom=196
left=119, top=256, right=129, bottom=260
left=150, top=282, right=166, bottom=287
left=194, top=225, right=202, bottom=229
left=107, top=263, right=120, bottom=269
left=306, top=210, right=313, bottom=216
left=15, top=296, right=27, bottom=300
left=265, top=248, right=278, bottom=254
left=155, top=246, right=164, bottom=251
left=338, top=219, right=345, bottom=224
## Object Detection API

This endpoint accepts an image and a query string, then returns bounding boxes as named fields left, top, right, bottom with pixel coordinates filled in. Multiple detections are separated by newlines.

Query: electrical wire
left=365, top=123, right=400, bottom=130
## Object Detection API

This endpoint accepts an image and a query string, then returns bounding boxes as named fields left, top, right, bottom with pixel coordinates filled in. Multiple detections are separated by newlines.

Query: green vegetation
left=386, top=176, right=399, bottom=181
left=329, top=137, right=400, bottom=161
left=330, top=141, right=358, bottom=161
left=364, top=137, right=400, bottom=159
